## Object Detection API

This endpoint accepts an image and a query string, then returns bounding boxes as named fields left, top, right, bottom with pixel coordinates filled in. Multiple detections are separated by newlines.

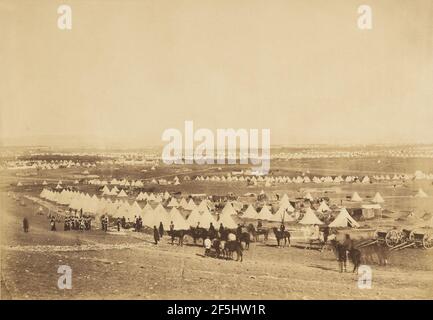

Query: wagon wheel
left=422, top=234, right=433, bottom=249
left=385, top=230, right=401, bottom=247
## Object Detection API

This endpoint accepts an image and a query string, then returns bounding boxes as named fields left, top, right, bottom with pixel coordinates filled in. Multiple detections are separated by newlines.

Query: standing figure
left=50, top=218, right=56, bottom=231
left=204, top=236, right=212, bottom=256
left=117, top=217, right=121, bottom=231
left=169, top=221, right=175, bottom=245
left=23, top=217, right=29, bottom=233
left=153, top=226, right=160, bottom=244
left=159, top=222, right=164, bottom=238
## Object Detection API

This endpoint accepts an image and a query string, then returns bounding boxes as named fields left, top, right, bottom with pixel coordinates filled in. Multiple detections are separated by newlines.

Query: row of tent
left=39, top=188, right=361, bottom=228
left=39, top=188, right=238, bottom=229
left=5, top=160, right=97, bottom=170
left=193, top=173, right=433, bottom=184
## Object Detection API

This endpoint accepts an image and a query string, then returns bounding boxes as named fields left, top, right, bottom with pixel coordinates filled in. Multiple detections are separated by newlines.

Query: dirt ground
left=1, top=190, right=433, bottom=300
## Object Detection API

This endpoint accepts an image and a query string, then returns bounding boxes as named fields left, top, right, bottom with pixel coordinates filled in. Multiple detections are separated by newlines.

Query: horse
left=331, top=240, right=361, bottom=273
left=272, top=227, right=291, bottom=247
left=188, top=227, right=218, bottom=246
left=247, top=224, right=269, bottom=242
left=211, top=239, right=226, bottom=259
left=237, top=231, right=251, bottom=249
left=224, top=240, right=243, bottom=262
left=167, top=229, right=187, bottom=246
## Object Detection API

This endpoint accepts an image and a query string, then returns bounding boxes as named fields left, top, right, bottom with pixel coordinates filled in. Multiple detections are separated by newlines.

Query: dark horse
left=272, top=227, right=291, bottom=247
left=219, top=228, right=249, bottom=249
left=237, top=231, right=251, bottom=249
left=331, top=240, right=361, bottom=273
left=167, top=229, right=187, bottom=246
left=224, top=240, right=243, bottom=262
left=188, top=227, right=218, bottom=246
left=247, top=224, right=269, bottom=242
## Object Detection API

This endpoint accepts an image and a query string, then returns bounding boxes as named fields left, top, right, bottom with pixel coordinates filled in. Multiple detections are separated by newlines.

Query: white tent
left=42, top=180, right=48, bottom=185
left=153, top=204, right=171, bottom=226
left=167, top=197, right=179, bottom=207
left=351, top=192, right=363, bottom=202
left=197, top=209, right=218, bottom=229
left=372, top=192, right=385, bottom=203
left=298, top=208, right=323, bottom=225
left=179, top=198, right=188, bottom=209
left=131, top=201, right=142, bottom=216
left=185, top=198, right=197, bottom=211
left=221, top=203, right=237, bottom=217
left=242, top=205, right=259, bottom=219
left=197, top=200, right=210, bottom=212
left=168, top=207, right=189, bottom=230
left=117, top=189, right=128, bottom=198
left=279, top=195, right=295, bottom=212
left=141, top=203, right=153, bottom=215
left=257, top=205, right=274, bottom=221
left=147, top=193, right=156, bottom=201
left=270, top=207, right=295, bottom=222
left=186, top=208, right=202, bottom=228
left=415, top=189, right=428, bottom=198
left=329, top=207, right=359, bottom=228
left=317, top=201, right=331, bottom=212
left=217, top=212, right=238, bottom=229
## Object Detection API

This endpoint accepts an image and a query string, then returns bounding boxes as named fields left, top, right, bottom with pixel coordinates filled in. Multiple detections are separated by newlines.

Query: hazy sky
left=1, top=0, right=432, bottom=147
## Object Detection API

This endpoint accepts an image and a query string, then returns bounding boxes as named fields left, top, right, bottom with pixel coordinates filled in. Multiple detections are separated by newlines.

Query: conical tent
left=179, top=198, right=188, bottom=208
left=142, top=207, right=163, bottom=228
left=372, top=192, right=385, bottom=203
left=197, top=209, right=218, bottom=229
left=298, top=208, right=323, bottom=225
left=217, top=212, right=238, bottom=229
left=117, top=189, right=128, bottom=198
left=168, top=207, right=189, bottom=230
left=279, top=197, right=295, bottom=212
left=257, top=205, right=274, bottom=221
left=151, top=204, right=171, bottom=227
left=242, top=205, right=259, bottom=219
left=329, top=208, right=359, bottom=228
left=147, top=193, right=156, bottom=201
left=167, top=198, right=179, bottom=207
left=317, top=201, right=331, bottom=212
left=270, top=207, right=295, bottom=222
left=186, top=208, right=202, bottom=227
left=131, top=201, right=142, bottom=216
left=197, top=200, right=209, bottom=212
left=141, top=203, right=154, bottom=216
left=221, top=203, right=237, bottom=217
left=185, top=199, right=197, bottom=210
left=415, top=189, right=428, bottom=198
left=351, top=192, right=363, bottom=202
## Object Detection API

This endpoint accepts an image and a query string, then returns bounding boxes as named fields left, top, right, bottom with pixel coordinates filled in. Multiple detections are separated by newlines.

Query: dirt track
left=1, top=192, right=433, bottom=300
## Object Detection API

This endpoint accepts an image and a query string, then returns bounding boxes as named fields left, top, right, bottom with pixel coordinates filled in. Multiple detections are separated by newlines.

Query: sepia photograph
left=1, top=0, right=433, bottom=303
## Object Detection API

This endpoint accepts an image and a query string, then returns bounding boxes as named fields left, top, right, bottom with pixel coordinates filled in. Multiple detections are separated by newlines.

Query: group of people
left=134, top=216, right=143, bottom=232
left=64, top=215, right=92, bottom=231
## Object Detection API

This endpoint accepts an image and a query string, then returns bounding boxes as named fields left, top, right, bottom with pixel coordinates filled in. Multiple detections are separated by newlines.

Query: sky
left=1, top=0, right=432, bottom=148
